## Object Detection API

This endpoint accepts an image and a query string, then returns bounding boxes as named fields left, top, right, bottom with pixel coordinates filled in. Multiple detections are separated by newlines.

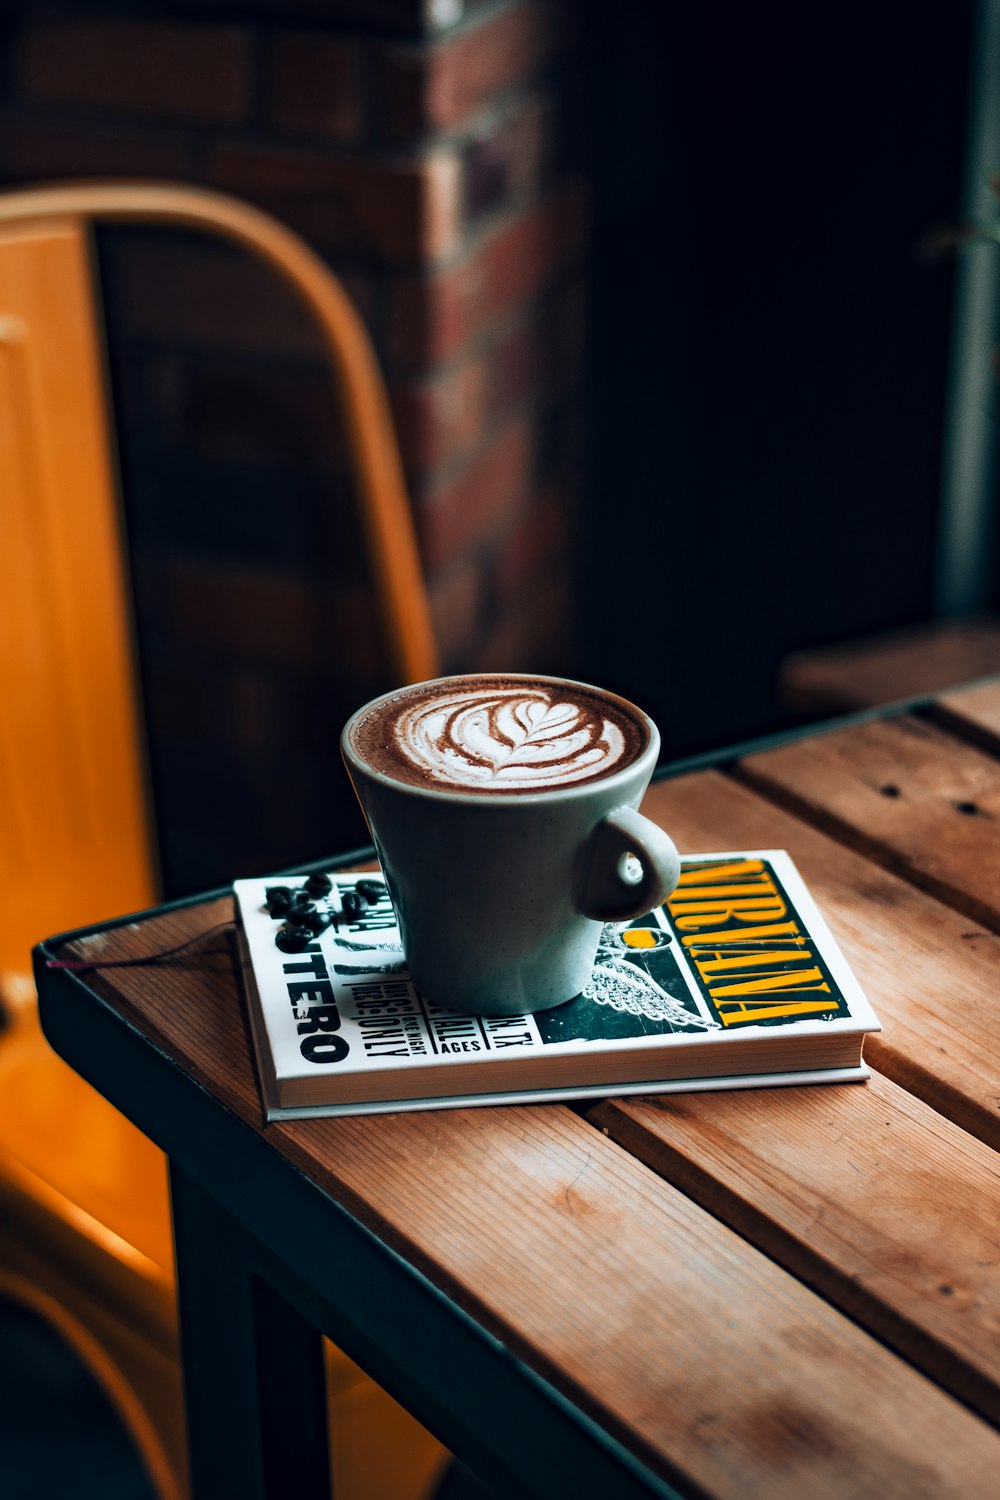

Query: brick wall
left=0, top=0, right=587, bottom=891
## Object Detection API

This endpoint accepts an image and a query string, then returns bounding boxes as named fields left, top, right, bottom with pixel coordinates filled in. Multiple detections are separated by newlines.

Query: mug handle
left=578, top=806, right=681, bottom=922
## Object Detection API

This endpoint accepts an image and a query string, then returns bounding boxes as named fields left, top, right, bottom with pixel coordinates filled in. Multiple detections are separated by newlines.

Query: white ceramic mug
left=341, top=674, right=680, bottom=1016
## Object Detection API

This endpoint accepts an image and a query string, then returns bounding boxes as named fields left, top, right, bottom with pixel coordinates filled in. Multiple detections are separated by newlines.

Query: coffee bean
left=302, top=909, right=333, bottom=935
left=342, top=890, right=364, bottom=917
left=265, top=885, right=293, bottom=915
left=287, top=893, right=316, bottom=917
left=305, top=872, right=333, bottom=896
left=356, top=879, right=386, bottom=902
left=275, top=924, right=313, bottom=953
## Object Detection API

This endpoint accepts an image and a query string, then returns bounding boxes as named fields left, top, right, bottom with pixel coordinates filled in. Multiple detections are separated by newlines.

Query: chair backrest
left=0, top=182, right=438, bottom=992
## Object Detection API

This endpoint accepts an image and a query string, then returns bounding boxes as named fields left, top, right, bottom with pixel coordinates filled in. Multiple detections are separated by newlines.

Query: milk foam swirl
left=393, top=685, right=630, bottom=790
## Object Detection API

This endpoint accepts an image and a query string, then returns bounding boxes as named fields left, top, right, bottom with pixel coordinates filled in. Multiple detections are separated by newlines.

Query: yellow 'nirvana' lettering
left=670, top=897, right=788, bottom=928
left=675, top=860, right=765, bottom=881
left=711, top=997, right=835, bottom=1023
left=681, top=921, right=803, bottom=947
left=707, top=968, right=829, bottom=998
left=695, top=950, right=819, bottom=976
left=668, top=861, right=783, bottom=931
left=668, top=860, right=837, bottom=1027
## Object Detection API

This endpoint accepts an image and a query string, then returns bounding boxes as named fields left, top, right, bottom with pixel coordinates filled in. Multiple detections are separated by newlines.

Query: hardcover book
left=232, top=851, right=881, bottom=1119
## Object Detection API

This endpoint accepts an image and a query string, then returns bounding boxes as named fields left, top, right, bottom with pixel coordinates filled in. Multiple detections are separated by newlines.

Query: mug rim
left=340, top=672, right=661, bottom=807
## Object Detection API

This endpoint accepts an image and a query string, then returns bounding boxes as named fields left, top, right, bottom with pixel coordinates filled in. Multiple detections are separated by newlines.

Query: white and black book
left=233, top=851, right=881, bottom=1119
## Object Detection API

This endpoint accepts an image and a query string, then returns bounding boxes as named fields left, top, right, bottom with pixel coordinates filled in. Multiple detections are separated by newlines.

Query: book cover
left=233, top=851, right=880, bottom=1119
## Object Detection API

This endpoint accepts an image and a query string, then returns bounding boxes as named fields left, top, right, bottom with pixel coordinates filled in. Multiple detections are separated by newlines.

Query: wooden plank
left=640, top=772, right=1000, bottom=1150
left=54, top=905, right=1000, bottom=1500
left=933, top=679, right=1000, bottom=757
left=780, top=619, right=1000, bottom=713
left=733, top=714, right=1000, bottom=931
left=588, top=1070, right=1000, bottom=1426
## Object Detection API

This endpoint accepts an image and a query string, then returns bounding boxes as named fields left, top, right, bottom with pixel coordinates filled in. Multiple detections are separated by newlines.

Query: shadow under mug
left=341, top=675, right=680, bottom=1016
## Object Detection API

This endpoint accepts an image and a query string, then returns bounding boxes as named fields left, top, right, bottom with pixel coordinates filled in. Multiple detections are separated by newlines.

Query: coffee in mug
left=348, top=675, right=649, bottom=793
left=342, top=674, right=679, bottom=1016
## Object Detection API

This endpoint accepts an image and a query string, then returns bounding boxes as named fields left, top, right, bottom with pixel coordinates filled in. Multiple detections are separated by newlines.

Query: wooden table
left=34, top=682, right=1000, bottom=1500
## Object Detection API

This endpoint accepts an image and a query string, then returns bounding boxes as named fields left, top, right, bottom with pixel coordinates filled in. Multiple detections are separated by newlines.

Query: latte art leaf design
left=395, top=687, right=629, bottom=789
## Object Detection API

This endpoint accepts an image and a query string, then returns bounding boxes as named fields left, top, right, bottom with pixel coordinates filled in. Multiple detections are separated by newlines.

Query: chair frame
left=0, top=179, right=445, bottom=1500
left=0, top=180, right=439, bottom=687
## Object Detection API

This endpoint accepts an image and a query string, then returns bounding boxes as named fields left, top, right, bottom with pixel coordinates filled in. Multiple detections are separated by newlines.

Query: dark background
left=0, top=0, right=986, bottom=896
left=578, top=1, right=982, bottom=754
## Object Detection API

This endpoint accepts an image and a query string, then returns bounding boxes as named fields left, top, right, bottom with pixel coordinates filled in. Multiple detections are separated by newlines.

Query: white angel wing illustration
left=584, top=927, right=717, bottom=1029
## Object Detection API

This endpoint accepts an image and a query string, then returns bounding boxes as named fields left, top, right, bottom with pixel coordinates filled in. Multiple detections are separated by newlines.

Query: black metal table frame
left=33, top=691, right=957, bottom=1500
left=34, top=842, right=686, bottom=1500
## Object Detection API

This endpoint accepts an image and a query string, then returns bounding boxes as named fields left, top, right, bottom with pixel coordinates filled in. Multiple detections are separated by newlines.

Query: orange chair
left=0, top=182, right=443, bottom=1500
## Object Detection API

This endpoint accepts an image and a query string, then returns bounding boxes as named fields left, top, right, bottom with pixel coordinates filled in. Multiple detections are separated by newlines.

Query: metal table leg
left=169, top=1163, right=331, bottom=1500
